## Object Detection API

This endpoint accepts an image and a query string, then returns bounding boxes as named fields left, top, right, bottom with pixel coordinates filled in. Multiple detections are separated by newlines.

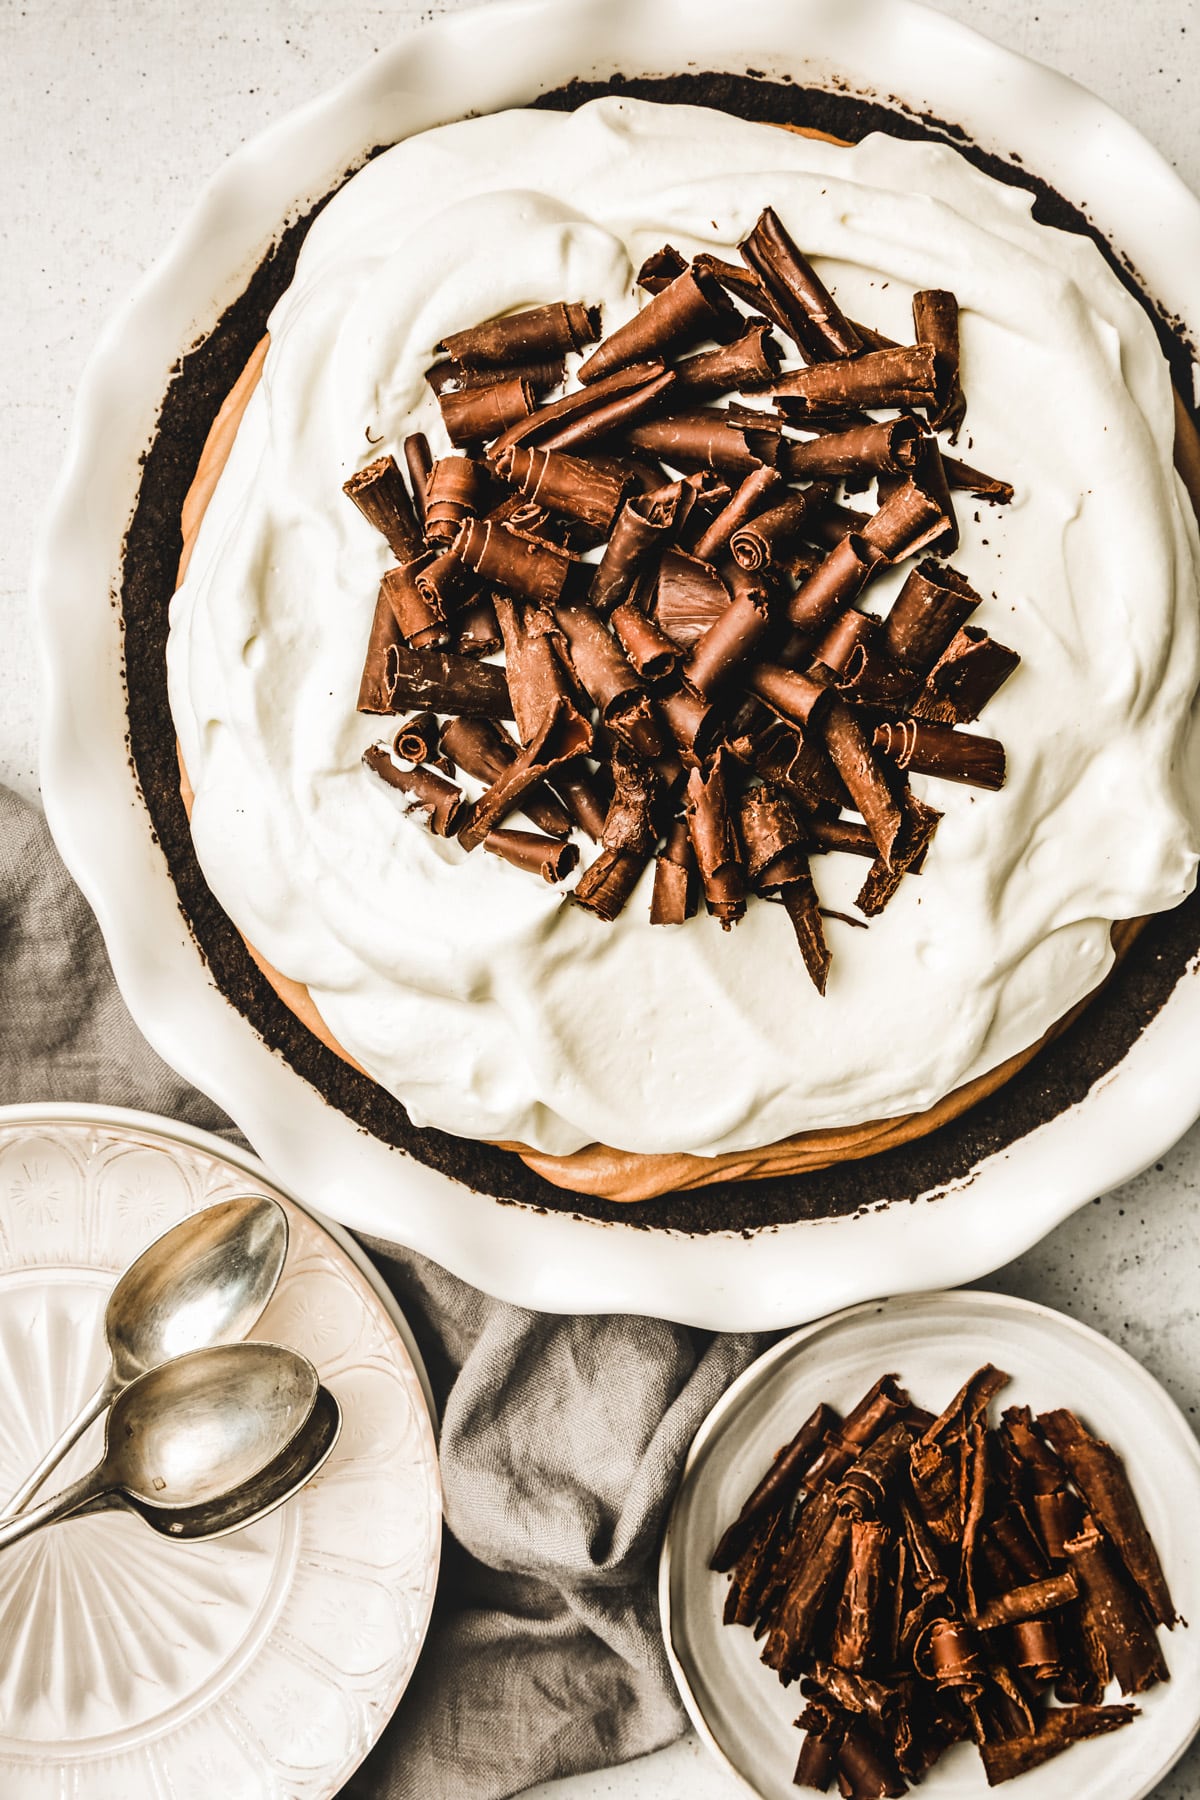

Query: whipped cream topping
left=168, top=97, right=1200, bottom=1158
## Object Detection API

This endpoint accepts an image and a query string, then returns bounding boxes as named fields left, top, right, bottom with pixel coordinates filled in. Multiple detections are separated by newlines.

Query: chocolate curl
left=357, top=591, right=402, bottom=713
left=572, top=750, right=663, bottom=921
left=379, top=557, right=448, bottom=649
left=711, top=1401, right=839, bottom=1573
left=423, top=457, right=487, bottom=546
left=578, top=265, right=741, bottom=384
left=554, top=605, right=666, bottom=757
left=493, top=595, right=577, bottom=744
left=831, top=633, right=916, bottom=713
left=830, top=1521, right=890, bottom=1673
left=437, top=300, right=600, bottom=369
left=692, top=465, right=784, bottom=563
left=484, top=827, right=579, bottom=883
left=343, top=454, right=422, bottom=561
left=671, top=322, right=784, bottom=401
left=362, top=744, right=464, bottom=836
left=978, top=1704, right=1137, bottom=1786
left=611, top=602, right=681, bottom=681
left=726, top=1507, right=794, bottom=1628
left=803, top=1378, right=912, bottom=1493
left=457, top=517, right=580, bottom=607
left=913, top=628, right=1021, bottom=725
left=739, top=786, right=810, bottom=891
left=592, top=482, right=692, bottom=613
left=750, top=664, right=835, bottom=733
left=917, top=1617, right=985, bottom=1698
left=684, top=568, right=775, bottom=700
left=874, top=720, right=1007, bottom=791
left=440, top=715, right=573, bottom=839
left=438, top=375, right=535, bottom=448
left=793, top=1702, right=845, bottom=1792
left=908, top=1366, right=1009, bottom=1549
left=786, top=535, right=882, bottom=634
left=430, top=355, right=567, bottom=396
left=834, top=1721, right=907, bottom=1799
left=821, top=702, right=906, bottom=868
left=862, top=477, right=954, bottom=562
left=572, top=846, right=650, bottom=921
left=493, top=360, right=674, bottom=456
left=781, top=877, right=833, bottom=996
left=392, top=710, right=441, bottom=765
left=381, top=641, right=512, bottom=720
left=403, top=434, right=433, bottom=525
left=685, top=751, right=746, bottom=928
left=649, top=816, right=698, bottom=927
left=782, top=418, right=920, bottom=482
left=653, top=548, right=731, bottom=650
left=730, top=483, right=836, bottom=572
left=1010, top=1617, right=1063, bottom=1685
left=911, top=434, right=959, bottom=555
left=774, top=344, right=938, bottom=419
left=944, top=456, right=1014, bottom=505
left=693, top=251, right=786, bottom=327
left=881, top=560, right=981, bottom=675
left=554, top=764, right=609, bottom=841
left=626, top=413, right=779, bottom=478
left=493, top=443, right=629, bottom=534
left=740, top=205, right=862, bottom=361
left=752, top=723, right=844, bottom=814
left=656, top=687, right=716, bottom=764
left=636, top=244, right=688, bottom=293
left=454, top=595, right=503, bottom=658
left=762, top=1514, right=853, bottom=1679
left=912, top=291, right=966, bottom=438
left=855, top=796, right=941, bottom=918
left=457, top=700, right=592, bottom=851
left=415, top=538, right=481, bottom=616
left=971, top=1574, right=1079, bottom=1632
left=811, top=816, right=875, bottom=860
left=838, top=1422, right=921, bottom=1526
left=1039, top=1410, right=1176, bottom=1627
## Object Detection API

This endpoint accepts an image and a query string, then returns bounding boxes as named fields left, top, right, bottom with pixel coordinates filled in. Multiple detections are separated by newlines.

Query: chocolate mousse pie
left=131, top=80, right=1200, bottom=1223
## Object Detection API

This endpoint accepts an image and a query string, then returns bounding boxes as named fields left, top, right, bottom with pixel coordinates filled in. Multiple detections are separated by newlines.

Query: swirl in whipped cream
left=169, top=97, right=1200, bottom=1158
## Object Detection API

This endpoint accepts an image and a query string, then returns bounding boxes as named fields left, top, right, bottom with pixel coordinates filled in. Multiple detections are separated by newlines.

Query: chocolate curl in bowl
left=343, top=454, right=422, bottom=561
left=782, top=416, right=921, bottom=482
left=484, top=827, right=579, bottom=884
left=978, top=1705, right=1138, bottom=1786
left=577, top=264, right=742, bottom=383
left=378, top=557, right=448, bottom=649
left=1061, top=1522, right=1169, bottom=1695
left=970, top=1572, right=1079, bottom=1632
left=907, top=1365, right=1009, bottom=1550
left=456, top=517, right=581, bottom=607
left=456, top=699, right=592, bottom=852
left=592, top=481, right=694, bottom=613
left=834, top=1718, right=907, bottom=1800
left=912, top=627, right=1021, bottom=726
left=492, top=443, right=630, bottom=535
left=692, top=465, right=783, bottom=563
left=684, top=566, right=776, bottom=700
left=729, top=482, right=835, bottom=572
left=829, top=1521, right=891, bottom=1674
left=881, top=560, right=981, bottom=675
left=786, top=534, right=882, bottom=635
left=404, top=434, right=433, bottom=525
left=684, top=750, right=745, bottom=929
left=610, top=602, right=680, bottom=682
left=762, top=1513, right=854, bottom=1679
left=424, top=457, right=488, bottom=545
left=874, top=719, right=1006, bottom=791
left=437, top=374, right=536, bottom=448
left=1039, top=1409, right=1177, bottom=1626
left=440, top=715, right=573, bottom=839
left=773, top=344, right=938, bottom=420
left=362, top=744, right=464, bottom=837
left=494, top=361, right=675, bottom=455
left=626, top=412, right=780, bottom=479
left=572, top=750, right=662, bottom=922
left=649, top=816, right=698, bottom=926
left=553, top=604, right=668, bottom=758
left=653, top=548, right=731, bottom=650
left=437, top=300, right=600, bottom=369
left=912, top=289, right=967, bottom=438
left=739, top=205, right=863, bottom=361
left=793, top=1702, right=846, bottom=1792
left=670, top=321, right=784, bottom=401
left=635, top=244, right=688, bottom=293
left=711, top=1400, right=841, bottom=1572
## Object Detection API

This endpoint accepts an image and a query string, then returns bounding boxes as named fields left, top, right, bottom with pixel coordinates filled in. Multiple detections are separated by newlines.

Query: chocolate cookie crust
left=121, top=74, right=1200, bottom=1233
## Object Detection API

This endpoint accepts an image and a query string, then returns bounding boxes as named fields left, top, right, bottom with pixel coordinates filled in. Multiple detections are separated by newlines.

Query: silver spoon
left=5, top=1193, right=289, bottom=1514
left=64, top=1385, right=342, bottom=1541
left=0, top=1341, right=319, bottom=1554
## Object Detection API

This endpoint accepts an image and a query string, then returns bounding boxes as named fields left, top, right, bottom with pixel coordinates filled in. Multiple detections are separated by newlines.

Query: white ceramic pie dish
left=34, top=0, right=1200, bottom=1329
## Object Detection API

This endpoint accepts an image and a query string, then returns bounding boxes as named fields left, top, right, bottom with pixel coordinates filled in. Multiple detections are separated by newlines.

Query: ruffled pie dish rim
left=140, top=74, right=1199, bottom=1230
left=33, top=0, right=1200, bottom=1323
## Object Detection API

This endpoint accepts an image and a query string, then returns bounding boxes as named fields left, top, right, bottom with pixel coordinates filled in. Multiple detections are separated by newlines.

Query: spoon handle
left=3, top=1378, right=114, bottom=1514
left=0, top=1466, right=111, bottom=1552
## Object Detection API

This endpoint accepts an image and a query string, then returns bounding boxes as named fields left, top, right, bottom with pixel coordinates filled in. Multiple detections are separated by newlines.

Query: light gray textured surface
left=4, top=2, right=1199, bottom=1795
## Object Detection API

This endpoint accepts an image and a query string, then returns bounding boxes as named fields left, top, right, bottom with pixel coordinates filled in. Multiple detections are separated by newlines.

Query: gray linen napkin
left=0, top=783, right=764, bottom=1798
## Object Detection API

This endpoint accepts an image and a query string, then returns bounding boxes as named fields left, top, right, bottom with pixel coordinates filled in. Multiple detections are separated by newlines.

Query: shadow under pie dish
left=145, top=73, right=1200, bottom=1228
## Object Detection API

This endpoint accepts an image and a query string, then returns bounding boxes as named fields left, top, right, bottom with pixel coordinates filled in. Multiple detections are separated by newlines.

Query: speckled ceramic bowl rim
left=34, top=0, right=1200, bottom=1328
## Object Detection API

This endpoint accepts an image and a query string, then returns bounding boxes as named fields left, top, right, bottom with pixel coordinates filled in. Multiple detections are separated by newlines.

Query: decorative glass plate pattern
left=0, top=1104, right=441, bottom=1800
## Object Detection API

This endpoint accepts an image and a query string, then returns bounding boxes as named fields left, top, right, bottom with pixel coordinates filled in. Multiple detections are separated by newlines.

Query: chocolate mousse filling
left=122, top=74, right=1200, bottom=1232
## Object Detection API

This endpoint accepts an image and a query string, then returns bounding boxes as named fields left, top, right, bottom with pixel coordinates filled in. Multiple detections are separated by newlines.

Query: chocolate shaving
left=571, top=845, right=650, bottom=921
left=653, top=548, right=731, bottom=649
left=356, top=591, right=402, bottom=713
left=363, top=744, right=463, bottom=836
left=343, top=454, right=422, bottom=561
left=437, top=300, right=599, bottom=369
left=457, top=699, right=592, bottom=851
left=578, top=264, right=741, bottom=383
left=977, top=1705, right=1137, bottom=1786
left=457, top=517, right=580, bottom=607
left=739, top=786, right=809, bottom=890
left=943, top=457, right=1015, bottom=504
left=912, top=291, right=966, bottom=438
left=787, top=534, right=882, bottom=637
left=774, top=344, right=938, bottom=419
left=685, top=567, right=775, bottom=699
left=611, top=602, right=681, bottom=681
left=711, top=1401, right=839, bottom=1572
left=415, top=537, right=480, bottom=615
left=831, top=1520, right=890, bottom=1673
left=403, top=433, right=433, bottom=525
left=874, top=720, right=1006, bottom=791
left=592, top=482, right=691, bottom=612
left=685, top=750, right=746, bottom=928
left=636, top=244, right=688, bottom=293
left=750, top=663, right=835, bottom=733
left=438, top=374, right=536, bottom=448
left=862, top=476, right=955, bottom=562
left=671, top=321, right=784, bottom=400
left=912, top=627, right=1020, bottom=725
left=730, top=483, right=835, bottom=572
left=783, top=417, right=920, bottom=482
left=781, top=873, right=832, bottom=989
left=454, top=595, right=503, bottom=658
left=555, top=604, right=666, bottom=757
left=378, top=641, right=512, bottom=720
left=492, top=596, right=579, bottom=744
left=740, top=205, right=862, bottom=361
left=970, top=1573, right=1079, bottom=1632
left=430, top=355, right=567, bottom=396
left=658, top=685, right=719, bottom=762
left=424, top=456, right=488, bottom=544
left=392, top=710, right=441, bottom=765
left=691, top=464, right=783, bottom=562
left=881, top=561, right=981, bottom=675
left=440, top=715, right=573, bottom=839
left=493, top=443, right=629, bottom=534
left=379, top=557, right=448, bottom=649
left=810, top=815, right=876, bottom=861
left=650, top=816, right=698, bottom=926
left=627, top=413, right=779, bottom=478
left=1039, top=1410, right=1176, bottom=1627
left=484, top=826, right=579, bottom=884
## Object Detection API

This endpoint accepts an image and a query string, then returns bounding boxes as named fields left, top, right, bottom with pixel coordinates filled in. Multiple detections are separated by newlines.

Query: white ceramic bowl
left=35, top=0, right=1200, bottom=1328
